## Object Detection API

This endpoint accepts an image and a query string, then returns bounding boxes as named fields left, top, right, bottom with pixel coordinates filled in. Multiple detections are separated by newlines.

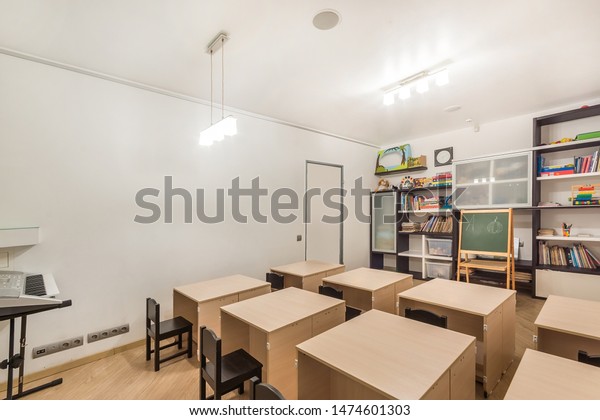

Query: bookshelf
left=532, top=104, right=600, bottom=298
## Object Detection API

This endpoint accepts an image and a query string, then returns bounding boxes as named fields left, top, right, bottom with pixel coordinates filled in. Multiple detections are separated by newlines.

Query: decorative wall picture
left=375, top=144, right=427, bottom=175
left=434, top=147, right=453, bottom=167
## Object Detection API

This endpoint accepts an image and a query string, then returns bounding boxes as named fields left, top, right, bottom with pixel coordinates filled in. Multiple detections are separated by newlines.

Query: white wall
left=381, top=97, right=600, bottom=263
left=0, top=53, right=376, bottom=377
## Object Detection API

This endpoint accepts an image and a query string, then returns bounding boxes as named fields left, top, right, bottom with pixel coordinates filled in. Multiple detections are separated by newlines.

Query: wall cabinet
left=453, top=151, right=532, bottom=209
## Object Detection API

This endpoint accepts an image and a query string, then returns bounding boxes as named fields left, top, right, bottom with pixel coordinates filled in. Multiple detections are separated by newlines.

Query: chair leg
left=200, top=377, right=206, bottom=400
left=154, top=337, right=160, bottom=372
left=187, top=329, right=193, bottom=358
left=145, top=334, right=151, bottom=361
left=178, top=333, right=183, bottom=350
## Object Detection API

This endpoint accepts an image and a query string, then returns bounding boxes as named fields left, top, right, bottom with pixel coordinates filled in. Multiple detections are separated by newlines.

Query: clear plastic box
left=426, top=238, right=453, bottom=257
left=425, top=261, right=452, bottom=279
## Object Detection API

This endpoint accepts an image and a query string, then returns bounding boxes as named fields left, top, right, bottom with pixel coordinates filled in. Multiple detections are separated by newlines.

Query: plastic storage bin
left=426, top=238, right=453, bottom=257
left=425, top=261, right=452, bottom=279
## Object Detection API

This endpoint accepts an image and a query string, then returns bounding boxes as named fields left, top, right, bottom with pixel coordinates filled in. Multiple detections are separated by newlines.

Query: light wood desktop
left=270, top=260, right=344, bottom=293
left=398, top=278, right=515, bottom=397
left=322, top=267, right=413, bottom=314
left=297, top=310, right=476, bottom=400
left=534, top=295, right=600, bottom=360
left=504, top=349, right=600, bottom=400
left=173, top=275, right=270, bottom=357
left=220, top=287, right=345, bottom=399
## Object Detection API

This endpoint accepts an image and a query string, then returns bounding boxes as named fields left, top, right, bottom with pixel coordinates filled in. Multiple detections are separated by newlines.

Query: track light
left=199, top=33, right=238, bottom=146
left=382, top=63, right=450, bottom=105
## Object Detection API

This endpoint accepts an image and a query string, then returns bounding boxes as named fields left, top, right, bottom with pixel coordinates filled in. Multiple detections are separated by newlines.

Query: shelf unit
left=370, top=187, right=459, bottom=280
left=374, top=166, right=427, bottom=176
left=531, top=104, right=600, bottom=298
left=397, top=186, right=458, bottom=280
left=0, top=227, right=40, bottom=248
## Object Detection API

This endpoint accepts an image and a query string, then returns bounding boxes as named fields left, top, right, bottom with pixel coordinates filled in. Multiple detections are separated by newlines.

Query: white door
left=305, top=161, right=343, bottom=264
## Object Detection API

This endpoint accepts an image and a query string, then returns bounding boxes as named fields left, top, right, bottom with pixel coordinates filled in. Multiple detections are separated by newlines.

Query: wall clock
left=434, top=147, right=453, bottom=167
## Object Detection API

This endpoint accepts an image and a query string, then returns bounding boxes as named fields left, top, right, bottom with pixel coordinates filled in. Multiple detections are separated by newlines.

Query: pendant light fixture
left=199, top=32, right=237, bottom=146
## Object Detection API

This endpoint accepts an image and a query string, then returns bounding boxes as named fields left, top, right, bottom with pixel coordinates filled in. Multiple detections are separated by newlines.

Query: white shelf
left=533, top=137, right=600, bottom=152
left=398, top=251, right=423, bottom=258
left=536, top=235, right=600, bottom=242
left=0, top=227, right=40, bottom=248
left=537, top=172, right=600, bottom=181
left=424, top=254, right=453, bottom=261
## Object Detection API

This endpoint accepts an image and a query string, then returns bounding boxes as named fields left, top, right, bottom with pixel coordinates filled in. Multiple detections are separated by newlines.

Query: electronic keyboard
left=0, top=271, right=61, bottom=308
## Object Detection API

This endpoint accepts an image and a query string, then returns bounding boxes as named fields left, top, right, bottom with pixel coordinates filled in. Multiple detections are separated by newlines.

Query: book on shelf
left=420, top=215, right=452, bottom=233
left=538, top=241, right=600, bottom=270
left=401, top=222, right=421, bottom=232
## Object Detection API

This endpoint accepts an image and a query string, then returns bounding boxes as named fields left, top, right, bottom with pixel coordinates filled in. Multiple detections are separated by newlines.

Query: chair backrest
left=265, top=272, right=284, bottom=290
left=250, top=376, right=285, bottom=400
left=405, top=307, right=448, bottom=329
left=146, top=298, right=160, bottom=334
left=318, top=285, right=343, bottom=300
left=578, top=350, right=600, bottom=367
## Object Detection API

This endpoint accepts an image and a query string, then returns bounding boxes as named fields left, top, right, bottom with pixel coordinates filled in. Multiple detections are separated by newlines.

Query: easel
left=456, top=209, right=515, bottom=290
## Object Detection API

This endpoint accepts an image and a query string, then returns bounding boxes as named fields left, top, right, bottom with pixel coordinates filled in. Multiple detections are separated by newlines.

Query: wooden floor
left=17, top=286, right=545, bottom=400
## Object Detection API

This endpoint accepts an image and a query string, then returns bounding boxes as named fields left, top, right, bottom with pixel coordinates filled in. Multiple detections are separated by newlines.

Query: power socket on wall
left=87, top=323, right=130, bottom=343
left=32, top=336, right=84, bottom=359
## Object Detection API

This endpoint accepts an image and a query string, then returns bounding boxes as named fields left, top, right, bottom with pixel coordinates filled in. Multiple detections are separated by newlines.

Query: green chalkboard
left=460, top=211, right=510, bottom=254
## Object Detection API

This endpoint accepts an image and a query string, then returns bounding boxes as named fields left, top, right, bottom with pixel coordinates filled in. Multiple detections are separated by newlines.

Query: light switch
left=0, top=252, right=8, bottom=268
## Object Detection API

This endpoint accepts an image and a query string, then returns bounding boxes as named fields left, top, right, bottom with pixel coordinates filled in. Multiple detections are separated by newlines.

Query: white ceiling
left=1, top=0, right=599, bottom=145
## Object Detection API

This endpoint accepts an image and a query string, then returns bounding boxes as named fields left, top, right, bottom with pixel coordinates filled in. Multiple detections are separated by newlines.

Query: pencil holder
left=562, top=228, right=571, bottom=237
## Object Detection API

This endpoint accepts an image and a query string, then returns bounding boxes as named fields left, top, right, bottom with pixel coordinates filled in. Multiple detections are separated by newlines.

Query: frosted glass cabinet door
left=453, top=151, right=532, bottom=208
left=371, top=192, right=396, bottom=253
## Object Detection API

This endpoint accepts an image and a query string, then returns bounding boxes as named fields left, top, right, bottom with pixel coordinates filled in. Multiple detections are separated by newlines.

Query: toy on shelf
left=570, top=184, right=600, bottom=206
left=374, top=178, right=392, bottom=192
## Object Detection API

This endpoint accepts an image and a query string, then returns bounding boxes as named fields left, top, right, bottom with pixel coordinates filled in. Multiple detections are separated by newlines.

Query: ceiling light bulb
left=398, top=86, right=411, bottom=100
left=435, top=69, right=449, bottom=86
left=221, top=116, right=237, bottom=136
left=416, top=79, right=429, bottom=93
left=383, top=92, right=395, bottom=106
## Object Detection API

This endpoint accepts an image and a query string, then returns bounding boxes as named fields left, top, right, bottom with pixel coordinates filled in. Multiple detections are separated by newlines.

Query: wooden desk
left=534, top=295, right=600, bottom=360
left=504, top=349, right=600, bottom=400
left=398, top=278, right=515, bottom=397
left=297, top=310, right=475, bottom=400
left=220, top=287, right=345, bottom=399
left=270, top=260, right=344, bottom=293
left=173, top=275, right=270, bottom=353
left=322, top=267, right=413, bottom=314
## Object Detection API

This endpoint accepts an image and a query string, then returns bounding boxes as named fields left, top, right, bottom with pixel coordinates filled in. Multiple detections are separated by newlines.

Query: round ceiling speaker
left=313, top=10, right=341, bottom=30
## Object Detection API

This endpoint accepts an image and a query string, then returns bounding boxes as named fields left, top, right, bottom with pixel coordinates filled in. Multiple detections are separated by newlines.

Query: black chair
left=145, top=298, right=193, bottom=372
left=250, top=376, right=285, bottom=400
left=405, top=307, right=448, bottom=329
left=578, top=350, right=600, bottom=367
left=318, top=285, right=362, bottom=321
left=200, top=326, right=263, bottom=400
left=265, top=272, right=284, bottom=291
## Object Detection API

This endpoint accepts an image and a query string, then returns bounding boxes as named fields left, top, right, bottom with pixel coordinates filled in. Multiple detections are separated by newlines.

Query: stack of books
left=427, top=172, right=452, bottom=188
left=401, top=222, right=421, bottom=232
left=419, top=197, right=442, bottom=210
left=538, top=242, right=600, bottom=269
left=571, top=184, right=600, bottom=206
left=537, top=157, right=575, bottom=177
left=420, top=216, right=452, bottom=233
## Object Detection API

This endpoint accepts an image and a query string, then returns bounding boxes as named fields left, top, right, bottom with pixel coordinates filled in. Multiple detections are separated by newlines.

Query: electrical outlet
left=32, top=335, right=84, bottom=359
left=88, top=323, right=130, bottom=343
